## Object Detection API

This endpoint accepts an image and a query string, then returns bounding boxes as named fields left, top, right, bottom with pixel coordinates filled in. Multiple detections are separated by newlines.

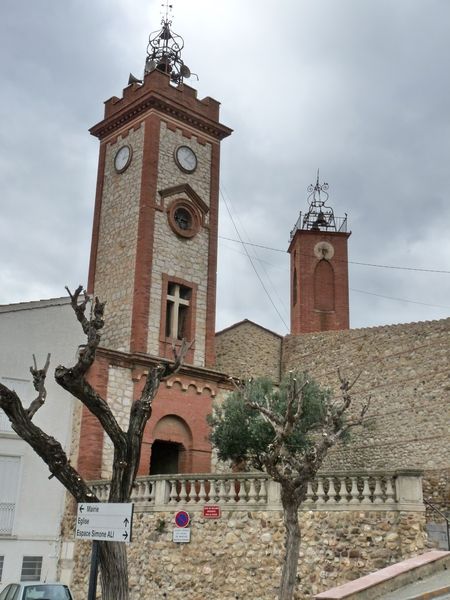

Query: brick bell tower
left=79, top=15, right=232, bottom=479
left=288, top=172, right=351, bottom=334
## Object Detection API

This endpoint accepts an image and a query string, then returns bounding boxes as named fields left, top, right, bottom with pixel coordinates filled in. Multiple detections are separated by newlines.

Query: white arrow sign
left=76, top=503, right=134, bottom=544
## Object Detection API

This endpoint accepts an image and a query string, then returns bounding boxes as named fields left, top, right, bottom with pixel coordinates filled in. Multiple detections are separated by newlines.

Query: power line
left=219, top=235, right=450, bottom=275
left=221, top=240, right=450, bottom=310
left=350, top=288, right=450, bottom=309
left=220, top=185, right=290, bottom=323
left=219, top=190, right=289, bottom=331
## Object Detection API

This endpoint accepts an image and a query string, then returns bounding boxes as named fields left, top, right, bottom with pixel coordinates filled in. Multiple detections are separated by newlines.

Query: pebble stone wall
left=147, top=122, right=213, bottom=367
left=282, top=318, right=450, bottom=511
left=215, top=320, right=282, bottom=383
left=93, top=126, right=144, bottom=352
left=65, top=508, right=426, bottom=600
left=214, top=317, right=450, bottom=511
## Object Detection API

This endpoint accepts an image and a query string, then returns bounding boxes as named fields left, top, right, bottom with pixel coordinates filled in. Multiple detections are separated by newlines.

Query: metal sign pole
left=87, top=540, right=99, bottom=600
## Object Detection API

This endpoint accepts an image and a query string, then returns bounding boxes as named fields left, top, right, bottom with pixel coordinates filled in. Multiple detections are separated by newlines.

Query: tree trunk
left=98, top=542, right=129, bottom=600
left=279, top=491, right=301, bottom=600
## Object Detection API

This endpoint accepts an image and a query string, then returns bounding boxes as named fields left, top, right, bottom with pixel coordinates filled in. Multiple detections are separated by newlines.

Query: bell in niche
left=316, top=211, right=328, bottom=227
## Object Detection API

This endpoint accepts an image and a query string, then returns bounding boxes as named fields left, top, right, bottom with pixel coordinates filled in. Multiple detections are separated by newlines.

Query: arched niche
left=314, top=259, right=335, bottom=311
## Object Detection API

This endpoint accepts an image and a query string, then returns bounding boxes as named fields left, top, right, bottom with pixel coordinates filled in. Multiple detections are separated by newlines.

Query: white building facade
left=0, top=297, right=82, bottom=587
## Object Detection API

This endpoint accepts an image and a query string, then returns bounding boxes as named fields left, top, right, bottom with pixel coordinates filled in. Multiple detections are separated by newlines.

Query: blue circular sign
left=174, top=510, right=190, bottom=528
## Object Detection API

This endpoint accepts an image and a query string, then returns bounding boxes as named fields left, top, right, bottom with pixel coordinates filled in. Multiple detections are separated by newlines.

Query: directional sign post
left=76, top=503, right=134, bottom=544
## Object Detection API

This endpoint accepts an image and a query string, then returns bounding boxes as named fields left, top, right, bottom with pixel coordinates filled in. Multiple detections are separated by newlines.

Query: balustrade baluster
left=327, top=477, right=337, bottom=505
left=373, top=477, right=383, bottom=504
left=258, top=479, right=268, bottom=504
left=148, top=480, right=155, bottom=504
left=349, top=477, right=360, bottom=504
left=304, top=481, right=314, bottom=506
left=169, top=479, right=178, bottom=503
left=385, top=477, right=395, bottom=503
left=180, top=479, right=189, bottom=502
left=362, top=476, right=371, bottom=504
left=218, top=479, right=227, bottom=504
left=130, top=481, right=140, bottom=502
left=247, top=478, right=257, bottom=504
left=198, top=479, right=207, bottom=503
left=316, top=478, right=325, bottom=504
left=227, top=478, right=236, bottom=503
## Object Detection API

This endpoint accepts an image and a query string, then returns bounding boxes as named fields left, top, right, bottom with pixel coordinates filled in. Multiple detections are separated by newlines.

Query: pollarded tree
left=0, top=286, right=189, bottom=600
left=209, top=372, right=369, bottom=600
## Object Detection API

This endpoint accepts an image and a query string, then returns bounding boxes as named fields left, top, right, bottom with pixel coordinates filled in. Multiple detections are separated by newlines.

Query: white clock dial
left=314, top=241, right=334, bottom=260
left=114, top=145, right=132, bottom=173
left=175, top=145, right=197, bottom=173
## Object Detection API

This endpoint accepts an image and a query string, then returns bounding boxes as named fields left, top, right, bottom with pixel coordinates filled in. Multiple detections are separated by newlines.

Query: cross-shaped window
left=165, top=282, right=191, bottom=340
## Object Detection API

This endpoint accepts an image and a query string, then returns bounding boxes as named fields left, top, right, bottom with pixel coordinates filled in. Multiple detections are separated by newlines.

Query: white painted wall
left=0, top=297, right=83, bottom=587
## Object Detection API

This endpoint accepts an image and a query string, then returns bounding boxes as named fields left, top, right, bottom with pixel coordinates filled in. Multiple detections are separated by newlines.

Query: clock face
left=175, top=145, right=197, bottom=173
left=314, top=241, right=335, bottom=260
left=114, top=145, right=132, bottom=173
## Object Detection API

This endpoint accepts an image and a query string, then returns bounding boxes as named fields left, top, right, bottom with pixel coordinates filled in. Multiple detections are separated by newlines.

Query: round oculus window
left=168, top=201, right=200, bottom=238
left=174, top=207, right=192, bottom=231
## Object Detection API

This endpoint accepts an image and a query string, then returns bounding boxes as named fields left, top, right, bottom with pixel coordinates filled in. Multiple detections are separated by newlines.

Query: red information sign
left=203, top=505, right=221, bottom=519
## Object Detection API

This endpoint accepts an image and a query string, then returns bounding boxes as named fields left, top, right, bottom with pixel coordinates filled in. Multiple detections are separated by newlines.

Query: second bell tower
left=288, top=174, right=351, bottom=334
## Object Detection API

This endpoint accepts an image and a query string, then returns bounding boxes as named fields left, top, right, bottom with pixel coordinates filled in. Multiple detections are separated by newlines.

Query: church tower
left=79, top=15, right=232, bottom=479
left=288, top=173, right=351, bottom=334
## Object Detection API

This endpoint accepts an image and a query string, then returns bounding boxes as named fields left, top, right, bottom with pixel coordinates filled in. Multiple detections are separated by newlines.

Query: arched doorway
left=149, top=415, right=193, bottom=475
left=149, top=440, right=182, bottom=474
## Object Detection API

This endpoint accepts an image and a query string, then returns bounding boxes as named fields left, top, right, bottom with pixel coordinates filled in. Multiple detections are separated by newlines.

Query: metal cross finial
left=307, top=169, right=329, bottom=205
left=161, top=1, right=173, bottom=23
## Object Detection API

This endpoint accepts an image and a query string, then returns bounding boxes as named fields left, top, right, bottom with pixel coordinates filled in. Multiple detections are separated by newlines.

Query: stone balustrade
left=89, top=469, right=423, bottom=512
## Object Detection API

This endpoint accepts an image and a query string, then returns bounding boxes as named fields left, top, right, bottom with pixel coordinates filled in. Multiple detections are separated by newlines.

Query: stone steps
left=314, top=551, right=450, bottom=600
left=379, top=569, right=450, bottom=600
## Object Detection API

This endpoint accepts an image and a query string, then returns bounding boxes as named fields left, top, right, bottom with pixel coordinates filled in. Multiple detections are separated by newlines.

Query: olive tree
left=209, top=372, right=368, bottom=600
left=0, top=286, right=189, bottom=600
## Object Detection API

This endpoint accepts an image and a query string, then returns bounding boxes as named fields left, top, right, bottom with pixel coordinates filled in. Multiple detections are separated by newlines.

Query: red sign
left=203, top=505, right=221, bottom=519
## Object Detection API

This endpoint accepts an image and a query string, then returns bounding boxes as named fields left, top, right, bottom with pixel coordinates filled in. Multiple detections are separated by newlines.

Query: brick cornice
left=90, top=88, right=232, bottom=142
left=93, top=346, right=233, bottom=387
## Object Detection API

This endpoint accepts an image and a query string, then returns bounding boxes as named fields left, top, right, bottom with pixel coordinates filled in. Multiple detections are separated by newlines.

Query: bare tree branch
left=55, top=287, right=125, bottom=452
left=166, top=338, right=193, bottom=377
left=0, top=383, right=97, bottom=503
left=27, top=353, right=51, bottom=419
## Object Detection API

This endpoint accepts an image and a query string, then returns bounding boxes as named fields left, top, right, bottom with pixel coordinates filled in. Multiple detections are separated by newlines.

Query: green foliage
left=155, top=518, right=167, bottom=534
left=208, top=373, right=332, bottom=470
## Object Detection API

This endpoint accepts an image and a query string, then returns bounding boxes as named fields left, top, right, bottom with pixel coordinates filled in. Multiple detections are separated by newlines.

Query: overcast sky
left=1, top=0, right=449, bottom=335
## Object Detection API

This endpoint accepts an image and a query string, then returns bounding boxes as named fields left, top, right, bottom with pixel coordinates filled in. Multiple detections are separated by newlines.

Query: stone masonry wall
left=94, top=126, right=144, bottom=351
left=101, top=365, right=135, bottom=479
left=66, top=508, right=426, bottom=599
left=215, top=320, right=282, bottom=383
left=147, top=122, right=212, bottom=367
left=282, top=318, right=450, bottom=510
